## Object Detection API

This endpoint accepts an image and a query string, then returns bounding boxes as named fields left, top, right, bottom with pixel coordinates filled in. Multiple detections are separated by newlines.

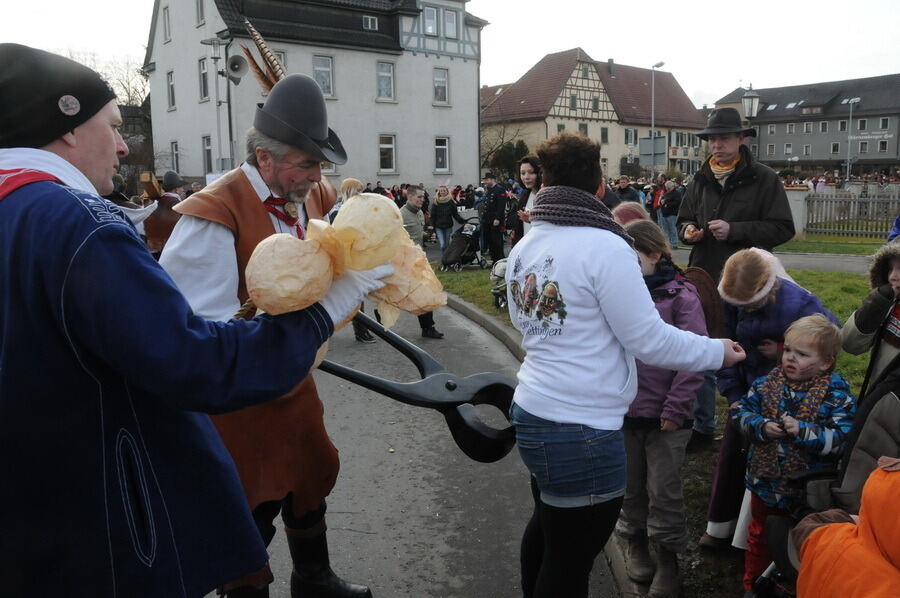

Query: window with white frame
left=601, top=127, right=608, bottom=144
left=201, top=135, right=212, bottom=173
left=751, top=144, right=758, bottom=155
left=786, top=123, right=795, bottom=134
left=858, top=119, right=867, bottom=131
left=831, top=142, right=840, bottom=153
left=273, top=51, right=286, bottom=69
left=444, top=9, right=457, bottom=38
left=578, top=123, right=588, bottom=136
left=803, top=122, right=813, bottom=134
left=839, top=120, right=847, bottom=132
left=592, top=97, right=599, bottom=111
left=860, top=141, right=869, bottom=153
left=376, top=62, right=394, bottom=100
left=820, top=121, right=828, bottom=133
left=767, top=124, right=775, bottom=135
left=321, top=161, right=336, bottom=174
left=803, top=144, right=811, bottom=156
left=379, top=135, right=395, bottom=172
left=362, top=15, right=378, bottom=31
left=166, top=71, right=176, bottom=109
left=423, top=7, right=438, bottom=35
left=435, top=137, right=449, bottom=171
left=198, top=58, right=209, bottom=101
left=557, top=124, right=565, bottom=133
left=879, top=140, right=888, bottom=152
left=600, top=158, right=608, bottom=173
left=313, top=56, right=333, bottom=96
left=784, top=143, right=793, bottom=155
left=170, top=141, right=179, bottom=171
left=163, top=6, right=171, bottom=42
left=881, top=117, right=890, bottom=130
left=196, top=0, right=204, bottom=24
left=766, top=144, right=775, bottom=156
left=569, top=94, right=577, bottom=109
left=432, top=68, right=448, bottom=103
left=625, top=128, right=638, bottom=145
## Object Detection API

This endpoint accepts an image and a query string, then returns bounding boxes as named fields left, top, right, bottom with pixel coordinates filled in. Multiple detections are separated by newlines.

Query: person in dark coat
left=677, top=108, right=795, bottom=282
left=481, top=172, right=507, bottom=263
left=0, top=44, right=390, bottom=598
left=614, top=176, right=642, bottom=203
left=430, top=184, right=466, bottom=254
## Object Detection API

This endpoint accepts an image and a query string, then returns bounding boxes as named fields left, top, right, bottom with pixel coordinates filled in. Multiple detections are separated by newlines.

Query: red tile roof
left=481, top=48, right=596, bottom=124
left=480, top=83, right=512, bottom=111
left=596, top=61, right=705, bottom=129
left=481, top=48, right=705, bottom=130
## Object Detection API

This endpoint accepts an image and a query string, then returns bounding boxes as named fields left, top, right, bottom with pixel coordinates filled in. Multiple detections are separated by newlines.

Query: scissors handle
left=318, top=312, right=517, bottom=463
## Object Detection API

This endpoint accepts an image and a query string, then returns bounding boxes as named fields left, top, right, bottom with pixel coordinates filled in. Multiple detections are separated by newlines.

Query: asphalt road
left=252, top=307, right=617, bottom=598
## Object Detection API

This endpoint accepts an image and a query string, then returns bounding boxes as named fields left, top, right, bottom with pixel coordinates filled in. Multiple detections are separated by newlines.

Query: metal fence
left=805, top=192, right=900, bottom=238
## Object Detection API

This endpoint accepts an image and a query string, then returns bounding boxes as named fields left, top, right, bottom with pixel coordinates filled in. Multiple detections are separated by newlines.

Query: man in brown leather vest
left=144, top=170, right=184, bottom=259
left=160, top=75, right=370, bottom=598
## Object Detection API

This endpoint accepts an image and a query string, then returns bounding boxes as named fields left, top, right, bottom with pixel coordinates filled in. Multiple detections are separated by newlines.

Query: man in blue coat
left=0, top=44, right=391, bottom=597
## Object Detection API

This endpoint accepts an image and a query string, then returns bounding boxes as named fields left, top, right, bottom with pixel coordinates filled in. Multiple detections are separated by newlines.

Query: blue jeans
left=693, top=370, right=718, bottom=436
left=657, top=212, right=680, bottom=248
left=511, top=403, right=625, bottom=507
left=435, top=227, right=452, bottom=253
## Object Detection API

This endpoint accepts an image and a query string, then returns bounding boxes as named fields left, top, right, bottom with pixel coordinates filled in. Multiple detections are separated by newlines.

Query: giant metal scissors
left=319, top=312, right=516, bottom=463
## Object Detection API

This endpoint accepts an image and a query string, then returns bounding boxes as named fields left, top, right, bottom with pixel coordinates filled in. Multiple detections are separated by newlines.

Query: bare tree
left=480, top=123, right=524, bottom=169
left=65, top=50, right=149, bottom=107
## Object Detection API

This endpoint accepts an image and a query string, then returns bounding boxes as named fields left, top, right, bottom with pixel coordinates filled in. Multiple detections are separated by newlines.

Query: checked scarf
left=748, top=367, right=831, bottom=482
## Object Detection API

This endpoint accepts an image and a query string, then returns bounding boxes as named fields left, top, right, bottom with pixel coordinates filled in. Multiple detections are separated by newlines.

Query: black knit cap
left=0, top=43, right=117, bottom=149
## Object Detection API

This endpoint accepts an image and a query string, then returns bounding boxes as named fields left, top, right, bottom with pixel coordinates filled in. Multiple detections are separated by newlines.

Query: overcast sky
left=3, top=0, right=898, bottom=107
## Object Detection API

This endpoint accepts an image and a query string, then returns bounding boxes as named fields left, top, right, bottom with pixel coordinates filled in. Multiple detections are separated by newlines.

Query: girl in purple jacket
left=617, top=220, right=708, bottom=595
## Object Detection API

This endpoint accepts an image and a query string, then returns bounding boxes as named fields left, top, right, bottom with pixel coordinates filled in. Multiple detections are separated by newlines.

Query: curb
left=445, top=293, right=525, bottom=362
left=444, top=292, right=635, bottom=597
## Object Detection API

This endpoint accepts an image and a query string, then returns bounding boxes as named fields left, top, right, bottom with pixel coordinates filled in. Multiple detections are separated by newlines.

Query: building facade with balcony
left=715, top=74, right=900, bottom=178
left=143, top=0, right=485, bottom=187
left=480, top=49, right=706, bottom=179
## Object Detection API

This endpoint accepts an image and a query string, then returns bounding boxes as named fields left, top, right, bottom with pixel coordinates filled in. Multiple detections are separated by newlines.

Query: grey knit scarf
left=530, top=185, right=634, bottom=247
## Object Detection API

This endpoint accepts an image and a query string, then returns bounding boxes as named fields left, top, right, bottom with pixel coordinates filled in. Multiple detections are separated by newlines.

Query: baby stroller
left=489, top=259, right=508, bottom=309
left=440, top=217, right=487, bottom=272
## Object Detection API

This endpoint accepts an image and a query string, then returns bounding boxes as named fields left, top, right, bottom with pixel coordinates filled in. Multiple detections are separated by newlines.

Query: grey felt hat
left=162, top=171, right=186, bottom=191
left=697, top=107, right=757, bottom=140
left=253, top=74, right=347, bottom=165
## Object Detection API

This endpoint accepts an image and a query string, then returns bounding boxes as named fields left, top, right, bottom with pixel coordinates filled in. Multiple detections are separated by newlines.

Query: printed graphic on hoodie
left=510, top=255, right=567, bottom=334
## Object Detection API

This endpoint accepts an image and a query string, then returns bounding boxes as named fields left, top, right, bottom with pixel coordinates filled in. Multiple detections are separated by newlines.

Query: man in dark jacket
left=614, top=176, right=642, bottom=203
left=481, top=172, right=507, bottom=263
left=677, top=108, right=795, bottom=282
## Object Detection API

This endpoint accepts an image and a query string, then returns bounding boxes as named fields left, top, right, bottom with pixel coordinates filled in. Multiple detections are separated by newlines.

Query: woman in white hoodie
left=505, top=133, right=745, bottom=598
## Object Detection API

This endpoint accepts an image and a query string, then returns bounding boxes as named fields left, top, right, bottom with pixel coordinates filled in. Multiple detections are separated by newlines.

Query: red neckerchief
left=0, top=168, right=62, bottom=201
left=263, top=196, right=304, bottom=239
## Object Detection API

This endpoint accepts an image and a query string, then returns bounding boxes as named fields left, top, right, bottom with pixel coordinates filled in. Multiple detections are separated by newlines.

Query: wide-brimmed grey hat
left=254, top=74, right=347, bottom=164
left=697, top=107, right=756, bottom=140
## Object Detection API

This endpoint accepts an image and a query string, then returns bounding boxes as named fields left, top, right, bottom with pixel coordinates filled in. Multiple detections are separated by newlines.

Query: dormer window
left=363, top=15, right=378, bottom=31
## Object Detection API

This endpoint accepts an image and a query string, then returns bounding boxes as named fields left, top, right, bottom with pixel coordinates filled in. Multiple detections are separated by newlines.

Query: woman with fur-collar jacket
left=842, top=242, right=900, bottom=403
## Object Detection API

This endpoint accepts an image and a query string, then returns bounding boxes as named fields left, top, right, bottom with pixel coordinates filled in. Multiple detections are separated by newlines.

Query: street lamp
left=651, top=61, right=664, bottom=178
left=741, top=85, right=760, bottom=122
left=845, top=97, right=861, bottom=182
left=201, top=37, right=229, bottom=172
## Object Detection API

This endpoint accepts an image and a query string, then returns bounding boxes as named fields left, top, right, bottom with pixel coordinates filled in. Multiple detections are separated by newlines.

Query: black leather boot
left=352, top=320, right=376, bottom=344
left=286, top=527, right=372, bottom=598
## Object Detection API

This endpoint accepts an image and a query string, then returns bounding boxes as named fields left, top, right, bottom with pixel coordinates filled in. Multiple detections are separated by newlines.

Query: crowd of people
left=502, top=108, right=898, bottom=598
left=2, top=43, right=899, bottom=598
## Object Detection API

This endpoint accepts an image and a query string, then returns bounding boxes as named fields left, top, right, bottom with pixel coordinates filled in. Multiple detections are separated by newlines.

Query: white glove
left=319, top=264, right=394, bottom=326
